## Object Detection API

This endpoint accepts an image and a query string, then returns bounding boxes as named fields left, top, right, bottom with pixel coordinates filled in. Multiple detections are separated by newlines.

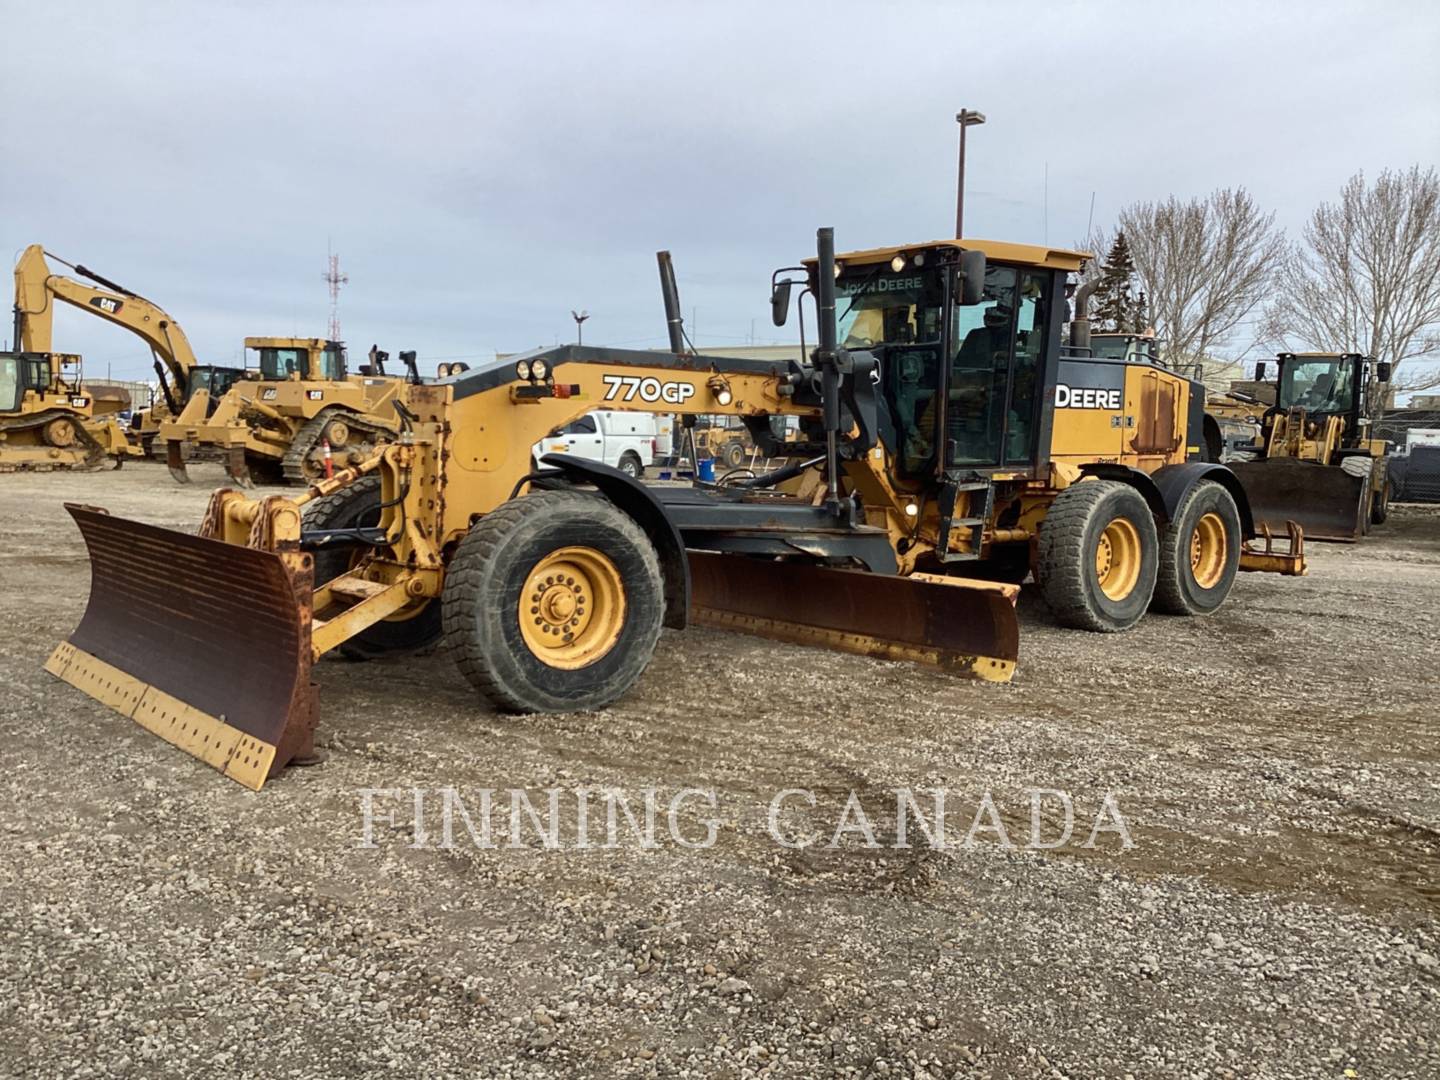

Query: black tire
left=441, top=490, right=664, bottom=712
left=302, top=475, right=443, bottom=659
left=1151, top=480, right=1241, bottom=616
left=1371, top=473, right=1390, bottom=525
left=1036, top=480, right=1159, bottom=632
left=721, top=441, right=746, bottom=469
left=617, top=452, right=643, bottom=479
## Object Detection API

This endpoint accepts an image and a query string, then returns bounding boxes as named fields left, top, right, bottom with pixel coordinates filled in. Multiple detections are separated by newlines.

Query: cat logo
left=70, top=396, right=89, bottom=408
left=307, top=390, right=324, bottom=401
left=88, top=297, right=123, bottom=315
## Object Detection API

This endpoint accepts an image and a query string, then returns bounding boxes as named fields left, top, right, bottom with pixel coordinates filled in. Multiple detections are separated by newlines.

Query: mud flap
left=1229, top=458, right=1366, bottom=542
left=165, top=440, right=191, bottom=484
left=45, top=504, right=318, bottom=791
left=687, top=552, right=1019, bottom=682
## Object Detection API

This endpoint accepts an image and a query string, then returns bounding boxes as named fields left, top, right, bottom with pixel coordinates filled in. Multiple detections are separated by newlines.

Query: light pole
left=571, top=309, right=590, bottom=345
left=955, top=109, right=986, bottom=239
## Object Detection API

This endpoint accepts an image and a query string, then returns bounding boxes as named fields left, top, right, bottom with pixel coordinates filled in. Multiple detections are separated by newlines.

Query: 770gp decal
left=601, top=374, right=697, bottom=405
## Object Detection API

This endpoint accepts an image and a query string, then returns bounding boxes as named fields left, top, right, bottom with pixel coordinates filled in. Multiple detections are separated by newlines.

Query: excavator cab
left=185, top=365, right=246, bottom=413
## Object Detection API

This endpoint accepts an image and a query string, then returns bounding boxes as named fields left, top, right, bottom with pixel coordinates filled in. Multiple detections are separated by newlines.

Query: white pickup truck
left=532, top=410, right=660, bottom=478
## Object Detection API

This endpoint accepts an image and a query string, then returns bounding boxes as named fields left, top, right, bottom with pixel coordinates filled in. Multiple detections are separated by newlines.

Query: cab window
left=314, top=347, right=345, bottom=380
left=947, top=266, right=1019, bottom=466
left=258, top=348, right=306, bottom=379
left=564, top=415, right=597, bottom=435
left=0, top=355, right=19, bottom=412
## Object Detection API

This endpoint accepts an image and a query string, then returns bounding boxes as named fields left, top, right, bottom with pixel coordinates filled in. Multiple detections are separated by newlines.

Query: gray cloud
left=5, top=0, right=1436, bottom=379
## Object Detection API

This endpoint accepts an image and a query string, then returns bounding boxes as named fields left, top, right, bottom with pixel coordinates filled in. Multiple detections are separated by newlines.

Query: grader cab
left=48, top=227, right=1304, bottom=789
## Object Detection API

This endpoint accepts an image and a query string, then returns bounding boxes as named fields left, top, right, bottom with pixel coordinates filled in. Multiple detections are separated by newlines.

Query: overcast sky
left=6, top=0, right=1438, bottom=381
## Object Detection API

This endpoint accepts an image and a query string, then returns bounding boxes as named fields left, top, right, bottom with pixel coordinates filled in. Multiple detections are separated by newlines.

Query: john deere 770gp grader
left=47, top=228, right=1303, bottom=789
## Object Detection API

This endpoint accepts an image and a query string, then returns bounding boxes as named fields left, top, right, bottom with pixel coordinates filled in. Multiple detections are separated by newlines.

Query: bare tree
left=1263, top=166, right=1440, bottom=395
left=1116, top=188, right=1285, bottom=364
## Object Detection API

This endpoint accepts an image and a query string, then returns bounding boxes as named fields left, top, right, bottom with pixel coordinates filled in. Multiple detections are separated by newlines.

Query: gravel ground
left=1, top=461, right=1437, bottom=1079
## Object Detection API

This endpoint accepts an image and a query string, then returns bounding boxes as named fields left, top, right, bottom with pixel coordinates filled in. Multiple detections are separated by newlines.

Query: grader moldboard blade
left=45, top=504, right=317, bottom=791
left=687, top=552, right=1020, bottom=681
left=1229, top=457, right=1367, bottom=542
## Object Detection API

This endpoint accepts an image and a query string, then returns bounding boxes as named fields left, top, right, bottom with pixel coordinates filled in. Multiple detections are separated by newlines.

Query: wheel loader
left=160, top=338, right=409, bottom=486
left=1228, top=352, right=1393, bottom=540
left=10, top=244, right=244, bottom=459
left=0, top=350, right=138, bottom=470
left=47, top=228, right=1304, bottom=790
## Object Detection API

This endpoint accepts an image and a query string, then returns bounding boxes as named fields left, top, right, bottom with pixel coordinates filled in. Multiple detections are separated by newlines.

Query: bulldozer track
left=281, top=406, right=397, bottom=483
left=0, top=409, right=108, bottom=472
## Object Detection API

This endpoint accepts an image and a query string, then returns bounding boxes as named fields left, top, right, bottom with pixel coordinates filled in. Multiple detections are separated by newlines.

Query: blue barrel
left=697, top=457, right=716, bottom=482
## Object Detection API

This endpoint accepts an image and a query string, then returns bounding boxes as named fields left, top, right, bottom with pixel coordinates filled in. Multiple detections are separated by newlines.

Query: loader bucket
left=687, top=552, right=1019, bottom=681
left=1229, top=458, right=1366, bottom=542
left=45, top=504, right=317, bottom=791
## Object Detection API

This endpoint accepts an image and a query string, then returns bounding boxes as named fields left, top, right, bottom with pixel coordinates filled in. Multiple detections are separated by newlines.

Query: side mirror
left=770, top=279, right=793, bottom=327
left=958, top=250, right=987, bottom=305
left=1375, top=361, right=1391, bottom=383
left=1254, top=361, right=1267, bottom=381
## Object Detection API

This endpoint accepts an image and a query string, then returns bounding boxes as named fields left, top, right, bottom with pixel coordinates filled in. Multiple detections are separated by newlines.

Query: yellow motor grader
left=1229, top=352, right=1393, bottom=540
left=48, top=229, right=1304, bottom=789
left=9, top=244, right=244, bottom=460
left=160, top=338, right=409, bottom=486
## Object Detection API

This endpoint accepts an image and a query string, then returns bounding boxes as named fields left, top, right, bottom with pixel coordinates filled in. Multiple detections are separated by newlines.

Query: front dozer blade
left=687, top=552, right=1019, bottom=682
left=1229, top=458, right=1366, bottom=542
left=45, top=504, right=317, bottom=791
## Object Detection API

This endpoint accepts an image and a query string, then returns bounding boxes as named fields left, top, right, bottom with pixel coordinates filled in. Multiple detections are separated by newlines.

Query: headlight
left=716, top=388, right=733, bottom=406
left=531, top=358, right=549, bottom=380
left=437, top=363, right=452, bottom=378
left=515, top=359, right=531, bottom=380
left=890, top=253, right=907, bottom=272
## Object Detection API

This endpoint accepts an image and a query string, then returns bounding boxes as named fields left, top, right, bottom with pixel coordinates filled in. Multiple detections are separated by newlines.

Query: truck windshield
left=0, top=355, right=19, bottom=412
left=1278, top=359, right=1355, bottom=414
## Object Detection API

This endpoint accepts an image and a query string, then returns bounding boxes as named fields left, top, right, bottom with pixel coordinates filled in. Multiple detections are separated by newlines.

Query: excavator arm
left=12, top=244, right=200, bottom=400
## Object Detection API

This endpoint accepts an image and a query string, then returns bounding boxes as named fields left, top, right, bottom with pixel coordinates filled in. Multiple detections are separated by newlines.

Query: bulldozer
left=9, top=244, right=245, bottom=459
left=160, top=338, right=409, bottom=486
left=0, top=349, right=138, bottom=470
left=1228, top=352, right=1393, bottom=540
left=47, top=228, right=1304, bottom=790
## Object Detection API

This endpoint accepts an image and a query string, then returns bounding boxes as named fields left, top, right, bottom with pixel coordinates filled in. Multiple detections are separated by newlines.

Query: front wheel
left=442, top=490, right=664, bottom=712
left=1037, top=480, right=1159, bottom=632
left=1151, top=480, right=1241, bottom=616
left=1371, top=472, right=1390, bottom=525
left=617, top=452, right=643, bottom=479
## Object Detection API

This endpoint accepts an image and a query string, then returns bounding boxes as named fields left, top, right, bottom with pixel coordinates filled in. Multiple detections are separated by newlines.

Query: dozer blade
left=687, top=552, right=1019, bottom=682
left=165, top=440, right=191, bottom=484
left=1230, top=458, right=1366, bottom=542
left=224, top=445, right=255, bottom=488
left=45, top=504, right=317, bottom=791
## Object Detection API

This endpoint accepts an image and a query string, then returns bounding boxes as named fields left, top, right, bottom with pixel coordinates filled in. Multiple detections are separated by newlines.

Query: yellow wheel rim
left=324, top=419, right=350, bottom=447
left=1094, top=517, right=1142, bottom=601
left=519, top=546, right=625, bottom=669
left=1189, top=511, right=1228, bottom=590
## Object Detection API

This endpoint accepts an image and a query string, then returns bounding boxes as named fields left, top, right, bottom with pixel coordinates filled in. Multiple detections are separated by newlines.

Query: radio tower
left=323, top=245, right=348, bottom=342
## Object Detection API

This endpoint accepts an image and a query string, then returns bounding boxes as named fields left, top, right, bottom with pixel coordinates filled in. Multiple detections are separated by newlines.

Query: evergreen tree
left=1091, top=232, right=1138, bottom=332
left=1132, top=289, right=1149, bottom=335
